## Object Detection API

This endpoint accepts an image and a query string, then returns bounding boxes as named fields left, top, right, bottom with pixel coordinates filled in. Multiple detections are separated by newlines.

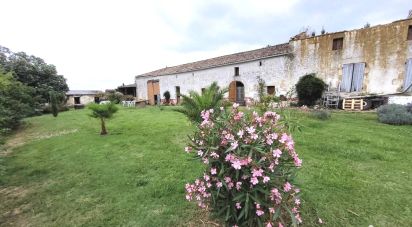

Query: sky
left=1, top=0, right=410, bottom=90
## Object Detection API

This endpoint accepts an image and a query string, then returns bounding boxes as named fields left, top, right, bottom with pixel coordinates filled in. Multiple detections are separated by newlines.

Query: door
left=147, top=80, right=160, bottom=105
left=229, top=81, right=237, bottom=102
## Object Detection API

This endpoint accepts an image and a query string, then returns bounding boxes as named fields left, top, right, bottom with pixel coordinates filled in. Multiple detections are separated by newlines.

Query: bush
left=106, top=90, right=124, bottom=104
left=184, top=104, right=303, bottom=226
left=49, top=91, right=59, bottom=117
left=163, top=90, right=171, bottom=104
left=175, top=82, right=228, bottom=123
left=311, top=110, right=331, bottom=120
left=377, top=104, right=412, bottom=125
left=295, top=74, right=326, bottom=106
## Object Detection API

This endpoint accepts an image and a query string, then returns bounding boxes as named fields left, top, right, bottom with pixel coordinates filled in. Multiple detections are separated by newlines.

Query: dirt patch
left=183, top=207, right=221, bottom=227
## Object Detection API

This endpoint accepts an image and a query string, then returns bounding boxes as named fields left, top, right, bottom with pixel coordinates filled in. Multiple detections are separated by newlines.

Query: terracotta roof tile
left=138, top=43, right=290, bottom=77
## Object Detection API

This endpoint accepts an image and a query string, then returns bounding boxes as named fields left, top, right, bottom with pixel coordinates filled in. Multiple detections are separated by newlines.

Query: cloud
left=0, top=0, right=410, bottom=90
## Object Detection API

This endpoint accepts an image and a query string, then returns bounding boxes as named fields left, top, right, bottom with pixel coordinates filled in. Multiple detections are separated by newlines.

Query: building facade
left=135, top=18, right=412, bottom=105
left=66, top=90, right=101, bottom=106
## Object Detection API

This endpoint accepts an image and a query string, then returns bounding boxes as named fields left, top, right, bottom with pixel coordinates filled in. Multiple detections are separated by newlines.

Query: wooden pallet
left=342, top=99, right=364, bottom=111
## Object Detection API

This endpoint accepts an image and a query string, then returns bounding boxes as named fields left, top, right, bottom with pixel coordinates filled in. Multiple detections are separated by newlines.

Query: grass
left=1, top=107, right=411, bottom=226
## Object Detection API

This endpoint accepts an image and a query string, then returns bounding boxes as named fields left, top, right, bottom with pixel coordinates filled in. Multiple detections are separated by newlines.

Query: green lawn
left=0, top=107, right=411, bottom=226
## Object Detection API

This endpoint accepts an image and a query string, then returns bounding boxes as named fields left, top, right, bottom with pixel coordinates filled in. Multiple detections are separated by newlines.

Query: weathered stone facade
left=135, top=18, right=412, bottom=103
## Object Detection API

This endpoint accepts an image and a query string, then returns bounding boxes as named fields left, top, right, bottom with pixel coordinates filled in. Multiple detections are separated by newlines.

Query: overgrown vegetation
left=377, top=104, right=412, bottom=125
left=256, top=76, right=279, bottom=113
left=175, top=82, right=228, bottom=123
left=185, top=105, right=303, bottom=226
left=88, top=103, right=119, bottom=135
left=295, top=74, right=326, bottom=106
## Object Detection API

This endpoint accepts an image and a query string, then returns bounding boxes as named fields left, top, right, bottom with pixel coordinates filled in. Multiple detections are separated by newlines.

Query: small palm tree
left=176, top=82, right=228, bottom=123
left=88, top=103, right=118, bottom=135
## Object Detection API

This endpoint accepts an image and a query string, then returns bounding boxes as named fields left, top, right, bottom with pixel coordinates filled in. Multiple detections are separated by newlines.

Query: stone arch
left=229, top=81, right=245, bottom=104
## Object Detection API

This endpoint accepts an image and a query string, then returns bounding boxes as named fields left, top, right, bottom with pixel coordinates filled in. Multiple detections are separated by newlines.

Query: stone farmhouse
left=135, top=17, right=412, bottom=105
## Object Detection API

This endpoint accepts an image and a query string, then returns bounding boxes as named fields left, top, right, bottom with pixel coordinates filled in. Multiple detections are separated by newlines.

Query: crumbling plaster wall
left=290, top=18, right=412, bottom=95
left=66, top=95, right=95, bottom=105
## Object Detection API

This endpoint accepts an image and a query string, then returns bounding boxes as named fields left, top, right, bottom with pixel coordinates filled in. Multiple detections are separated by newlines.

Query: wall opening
left=147, top=80, right=160, bottom=105
left=267, top=86, right=275, bottom=95
left=74, top=97, right=81, bottom=104
left=408, top=25, right=412, bottom=40
left=175, top=86, right=181, bottom=104
left=229, top=81, right=245, bottom=104
left=403, top=58, right=412, bottom=92
left=234, top=67, right=239, bottom=76
left=332, top=37, right=344, bottom=50
left=94, top=97, right=100, bottom=103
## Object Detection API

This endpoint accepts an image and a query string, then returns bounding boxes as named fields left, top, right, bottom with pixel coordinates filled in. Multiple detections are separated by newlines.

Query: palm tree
left=175, top=82, right=228, bottom=123
left=88, top=103, right=118, bottom=135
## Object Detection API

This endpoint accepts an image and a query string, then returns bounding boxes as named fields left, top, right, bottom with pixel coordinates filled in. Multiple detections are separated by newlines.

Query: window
left=175, top=86, right=181, bottom=104
left=234, top=67, right=239, bottom=76
left=332, top=37, right=344, bottom=50
left=201, top=88, right=206, bottom=94
left=267, top=86, right=275, bottom=95
left=74, top=97, right=80, bottom=104
left=340, top=63, right=365, bottom=92
left=408, top=25, right=412, bottom=40
left=259, top=61, right=263, bottom=66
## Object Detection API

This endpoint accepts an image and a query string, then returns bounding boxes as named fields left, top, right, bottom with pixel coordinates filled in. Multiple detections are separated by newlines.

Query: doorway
left=147, top=80, right=160, bottom=105
left=229, top=81, right=245, bottom=104
left=74, top=97, right=81, bottom=104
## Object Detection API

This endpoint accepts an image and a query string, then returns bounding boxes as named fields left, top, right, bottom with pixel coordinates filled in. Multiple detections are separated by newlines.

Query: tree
left=0, top=45, right=69, bottom=104
left=88, top=103, right=118, bottom=135
left=295, top=73, right=326, bottom=106
left=175, top=82, right=228, bottom=123
left=0, top=68, right=36, bottom=132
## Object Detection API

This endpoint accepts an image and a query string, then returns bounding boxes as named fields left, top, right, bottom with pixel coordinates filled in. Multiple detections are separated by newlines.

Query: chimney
left=408, top=10, right=412, bottom=19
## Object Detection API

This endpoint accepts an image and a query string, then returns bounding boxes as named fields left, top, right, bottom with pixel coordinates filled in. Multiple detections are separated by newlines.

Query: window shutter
left=351, top=63, right=365, bottom=92
left=341, top=64, right=354, bottom=92
left=404, top=59, right=412, bottom=92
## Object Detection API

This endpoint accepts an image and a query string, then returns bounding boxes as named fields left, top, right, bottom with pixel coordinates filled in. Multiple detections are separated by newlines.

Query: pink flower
left=216, top=181, right=223, bottom=188
left=220, top=106, right=224, bottom=111
left=318, top=218, right=323, bottom=224
left=203, top=174, right=210, bottom=181
left=246, top=126, right=255, bottom=134
left=184, top=146, right=192, bottom=153
left=256, top=210, right=264, bottom=216
left=284, top=182, right=292, bottom=192
left=295, top=198, right=300, bottom=205
left=269, top=207, right=275, bottom=213
left=197, top=150, right=204, bottom=156
left=263, top=176, right=270, bottom=183
left=266, top=223, right=273, bottom=227
left=294, top=157, right=302, bottom=167
left=210, top=152, right=219, bottom=159
left=228, top=182, right=234, bottom=189
left=252, top=168, right=264, bottom=177
left=278, top=223, right=284, bottom=227
left=231, top=141, right=238, bottom=150
left=236, top=182, right=242, bottom=190
left=272, top=149, right=282, bottom=158
left=233, top=103, right=239, bottom=108
left=251, top=133, right=258, bottom=140
left=202, top=158, right=209, bottom=164
left=235, top=202, right=242, bottom=209
left=224, top=176, right=232, bottom=183
left=225, top=154, right=234, bottom=162
left=231, top=160, right=242, bottom=170
left=211, top=168, right=217, bottom=175
left=250, top=177, right=259, bottom=185
left=295, top=214, right=302, bottom=223
left=237, top=130, right=244, bottom=138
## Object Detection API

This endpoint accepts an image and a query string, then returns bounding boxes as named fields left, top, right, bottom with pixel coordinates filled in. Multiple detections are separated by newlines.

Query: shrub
left=295, top=74, right=326, bottom=106
left=163, top=90, right=171, bottom=104
left=105, top=90, right=124, bottom=104
left=49, top=91, right=59, bottom=117
left=377, top=104, right=412, bottom=125
left=88, top=103, right=119, bottom=135
left=176, top=82, right=228, bottom=123
left=184, top=104, right=303, bottom=226
left=311, top=110, right=331, bottom=120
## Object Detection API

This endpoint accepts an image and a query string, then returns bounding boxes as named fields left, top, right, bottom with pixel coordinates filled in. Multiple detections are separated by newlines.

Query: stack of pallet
left=342, top=99, right=365, bottom=111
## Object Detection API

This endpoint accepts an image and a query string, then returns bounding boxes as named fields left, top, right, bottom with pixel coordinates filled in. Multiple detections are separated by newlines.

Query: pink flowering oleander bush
left=184, top=104, right=303, bottom=227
